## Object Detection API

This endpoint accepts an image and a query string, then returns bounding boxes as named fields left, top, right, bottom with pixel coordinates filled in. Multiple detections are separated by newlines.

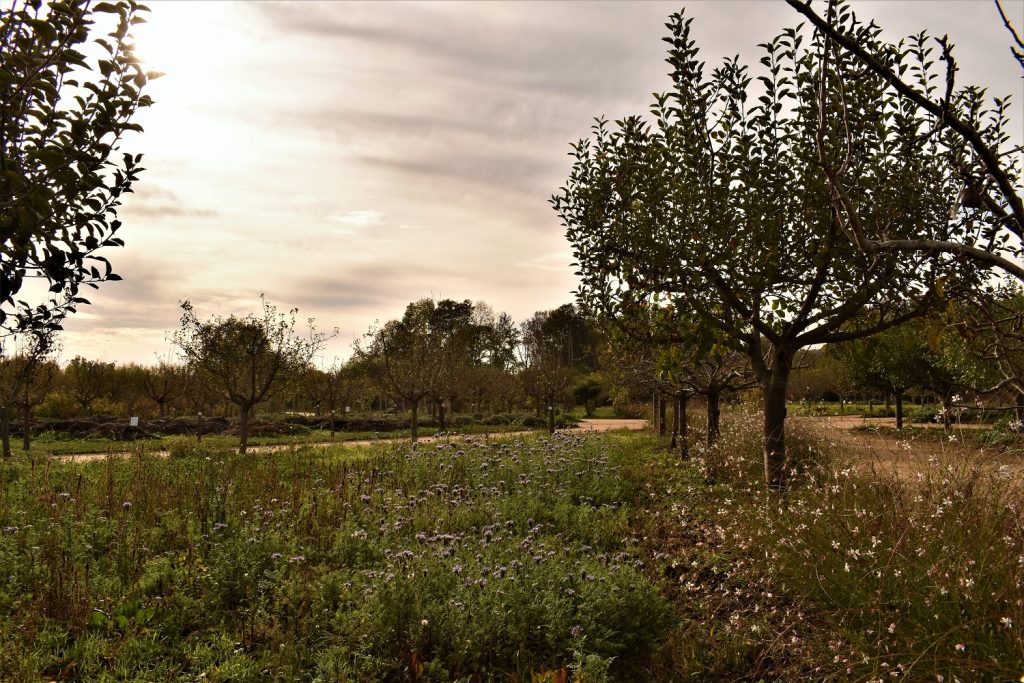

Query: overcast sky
left=57, top=0, right=1024, bottom=366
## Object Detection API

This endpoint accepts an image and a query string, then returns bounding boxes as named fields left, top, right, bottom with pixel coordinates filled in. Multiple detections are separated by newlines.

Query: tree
left=1, top=0, right=156, bottom=343
left=422, top=299, right=482, bottom=431
left=63, top=355, right=113, bottom=415
left=832, top=324, right=933, bottom=430
left=949, top=285, right=1024, bottom=417
left=0, top=328, right=54, bottom=456
left=142, top=360, right=184, bottom=417
left=356, top=301, right=441, bottom=444
left=785, top=0, right=1023, bottom=281
left=553, top=11, right=967, bottom=488
left=174, top=297, right=331, bottom=453
left=519, top=309, right=576, bottom=434
left=302, top=361, right=361, bottom=436
left=572, top=374, right=603, bottom=417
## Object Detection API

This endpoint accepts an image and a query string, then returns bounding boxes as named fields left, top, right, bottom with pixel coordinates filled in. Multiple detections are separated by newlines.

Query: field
left=0, top=412, right=1021, bottom=681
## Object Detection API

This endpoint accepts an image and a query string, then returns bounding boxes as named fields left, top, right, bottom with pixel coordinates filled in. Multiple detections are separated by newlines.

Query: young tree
left=356, top=301, right=441, bottom=444
left=553, top=11, right=966, bottom=488
left=0, top=329, right=54, bottom=456
left=1, top=0, right=156, bottom=343
left=174, top=298, right=331, bottom=453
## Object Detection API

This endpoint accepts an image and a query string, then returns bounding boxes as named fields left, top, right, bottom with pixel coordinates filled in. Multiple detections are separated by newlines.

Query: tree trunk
left=410, top=398, right=420, bottom=444
left=438, top=400, right=446, bottom=432
left=670, top=395, right=679, bottom=451
left=895, top=392, right=904, bottom=431
left=839, top=395, right=845, bottom=415
left=942, top=395, right=952, bottom=430
left=652, top=391, right=659, bottom=432
left=658, top=393, right=667, bottom=437
left=330, top=411, right=337, bottom=439
left=1016, top=392, right=1024, bottom=421
left=238, top=404, right=251, bottom=453
left=706, top=385, right=721, bottom=447
left=22, top=402, right=31, bottom=451
left=548, top=399, right=555, bottom=434
left=159, top=401, right=167, bottom=418
left=762, top=348, right=794, bottom=491
left=678, top=394, right=689, bottom=460
left=0, top=408, right=11, bottom=459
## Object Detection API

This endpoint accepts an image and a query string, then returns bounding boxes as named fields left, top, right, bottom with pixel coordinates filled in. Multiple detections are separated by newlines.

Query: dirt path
left=813, top=414, right=987, bottom=430
left=53, top=418, right=649, bottom=463
left=794, top=415, right=1024, bottom=481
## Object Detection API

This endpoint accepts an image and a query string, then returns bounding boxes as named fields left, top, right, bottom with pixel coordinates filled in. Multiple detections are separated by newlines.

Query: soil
left=795, top=415, right=1024, bottom=482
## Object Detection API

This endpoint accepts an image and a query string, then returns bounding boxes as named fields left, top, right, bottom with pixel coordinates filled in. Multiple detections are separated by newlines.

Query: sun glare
left=132, top=3, right=249, bottom=97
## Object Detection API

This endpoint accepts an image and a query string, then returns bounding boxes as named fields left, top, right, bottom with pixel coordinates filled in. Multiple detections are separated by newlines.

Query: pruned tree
left=553, top=10, right=969, bottom=488
left=174, top=297, right=332, bottom=453
left=1, top=0, right=156, bottom=343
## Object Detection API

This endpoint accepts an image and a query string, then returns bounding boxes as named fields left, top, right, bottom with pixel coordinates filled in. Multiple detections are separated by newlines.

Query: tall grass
left=1, top=410, right=1020, bottom=681
left=0, top=435, right=669, bottom=681
left=652, top=406, right=1024, bottom=681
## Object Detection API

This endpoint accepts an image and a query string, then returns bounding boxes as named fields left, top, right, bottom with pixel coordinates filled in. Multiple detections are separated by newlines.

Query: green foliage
left=552, top=6, right=975, bottom=486
left=1, top=0, right=156, bottom=337
left=572, top=375, right=603, bottom=417
left=174, top=297, right=333, bottom=451
left=0, top=435, right=671, bottom=680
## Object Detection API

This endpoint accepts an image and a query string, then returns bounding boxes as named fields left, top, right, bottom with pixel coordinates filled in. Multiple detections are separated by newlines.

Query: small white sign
left=129, top=416, right=139, bottom=427
left=344, top=406, right=350, bottom=413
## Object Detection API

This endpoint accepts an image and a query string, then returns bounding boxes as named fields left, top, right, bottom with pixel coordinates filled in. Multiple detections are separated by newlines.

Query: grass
left=567, top=406, right=619, bottom=419
left=0, top=432, right=671, bottom=681
left=0, top=413, right=1020, bottom=681
left=13, top=423, right=533, bottom=457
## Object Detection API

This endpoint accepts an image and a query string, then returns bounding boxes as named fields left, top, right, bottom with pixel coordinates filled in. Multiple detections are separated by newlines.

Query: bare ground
left=795, top=415, right=1024, bottom=482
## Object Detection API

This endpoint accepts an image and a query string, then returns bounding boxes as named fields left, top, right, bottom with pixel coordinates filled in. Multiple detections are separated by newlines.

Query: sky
left=55, top=0, right=1024, bottom=366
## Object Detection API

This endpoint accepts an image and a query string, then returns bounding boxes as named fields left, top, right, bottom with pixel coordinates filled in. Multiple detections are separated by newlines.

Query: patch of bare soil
left=572, top=418, right=648, bottom=432
left=796, top=415, right=1024, bottom=483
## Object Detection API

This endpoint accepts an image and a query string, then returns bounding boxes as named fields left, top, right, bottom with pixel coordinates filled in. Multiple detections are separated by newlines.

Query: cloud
left=52, top=0, right=1023, bottom=368
left=119, top=184, right=219, bottom=219
left=328, top=210, right=384, bottom=227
